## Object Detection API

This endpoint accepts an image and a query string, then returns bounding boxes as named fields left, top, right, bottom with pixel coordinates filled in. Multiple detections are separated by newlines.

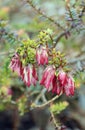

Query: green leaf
left=50, top=101, right=68, bottom=114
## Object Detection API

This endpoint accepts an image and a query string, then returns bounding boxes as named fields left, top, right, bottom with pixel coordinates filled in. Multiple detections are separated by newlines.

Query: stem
left=26, top=0, right=65, bottom=31
left=50, top=110, right=60, bottom=130
left=34, top=94, right=60, bottom=108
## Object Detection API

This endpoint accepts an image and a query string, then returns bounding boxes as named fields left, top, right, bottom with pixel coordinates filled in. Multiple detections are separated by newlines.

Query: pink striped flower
left=63, top=76, right=75, bottom=96
left=36, top=46, right=48, bottom=65
left=40, top=66, right=55, bottom=91
left=23, top=65, right=38, bottom=87
left=58, top=70, right=67, bottom=86
left=9, top=53, right=23, bottom=76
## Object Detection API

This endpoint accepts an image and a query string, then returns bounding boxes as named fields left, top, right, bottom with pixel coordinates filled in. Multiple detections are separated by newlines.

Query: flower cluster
left=9, top=45, right=75, bottom=96
left=9, top=53, right=38, bottom=87
left=40, top=66, right=75, bottom=96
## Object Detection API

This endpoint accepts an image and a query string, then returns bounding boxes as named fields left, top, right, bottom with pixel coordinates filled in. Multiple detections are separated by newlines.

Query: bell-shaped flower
left=23, top=65, right=38, bottom=87
left=9, top=53, right=23, bottom=76
left=36, top=46, right=48, bottom=65
left=40, top=66, right=55, bottom=91
left=58, top=70, right=67, bottom=86
left=64, top=76, right=75, bottom=96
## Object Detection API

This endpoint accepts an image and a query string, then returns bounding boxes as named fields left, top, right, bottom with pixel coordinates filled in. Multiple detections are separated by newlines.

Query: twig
left=34, top=94, right=60, bottom=108
left=50, top=110, right=60, bottom=130
left=53, top=31, right=66, bottom=48
left=53, top=27, right=72, bottom=48
left=34, top=88, right=47, bottom=104
left=26, top=0, right=65, bottom=31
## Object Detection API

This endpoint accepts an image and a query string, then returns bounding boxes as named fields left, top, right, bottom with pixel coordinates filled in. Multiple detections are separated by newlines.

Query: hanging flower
left=36, top=46, right=48, bottom=65
left=58, top=70, right=67, bottom=86
left=63, top=76, right=75, bottom=96
left=40, top=66, right=56, bottom=91
left=23, top=65, right=38, bottom=87
left=9, top=53, right=23, bottom=76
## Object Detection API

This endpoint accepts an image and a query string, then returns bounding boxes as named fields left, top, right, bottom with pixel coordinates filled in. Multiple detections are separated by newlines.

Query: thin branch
left=53, top=27, right=71, bottom=48
left=26, top=0, right=65, bottom=31
left=50, top=110, right=60, bottom=130
left=53, top=31, right=66, bottom=48
left=34, top=94, right=60, bottom=108
left=53, top=4, right=85, bottom=47
left=34, top=88, right=47, bottom=104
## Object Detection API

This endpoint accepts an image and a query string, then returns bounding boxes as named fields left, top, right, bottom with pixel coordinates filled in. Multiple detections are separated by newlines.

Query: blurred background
left=0, top=0, right=85, bottom=130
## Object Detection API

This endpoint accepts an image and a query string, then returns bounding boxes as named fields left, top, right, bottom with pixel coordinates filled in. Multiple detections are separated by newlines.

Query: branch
left=34, top=88, right=47, bottom=104
left=53, top=27, right=71, bottom=48
left=53, top=31, right=66, bottom=48
left=50, top=110, right=60, bottom=130
left=26, top=0, right=65, bottom=31
left=34, top=94, right=61, bottom=108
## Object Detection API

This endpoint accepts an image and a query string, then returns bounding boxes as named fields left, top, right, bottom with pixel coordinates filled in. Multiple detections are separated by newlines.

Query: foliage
left=50, top=101, right=68, bottom=114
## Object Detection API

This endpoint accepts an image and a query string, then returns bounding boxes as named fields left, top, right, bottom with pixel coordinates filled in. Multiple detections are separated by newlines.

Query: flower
left=36, top=46, right=48, bottom=65
left=63, top=76, right=75, bottom=96
left=58, top=70, right=67, bottom=86
left=9, top=53, right=23, bottom=76
left=52, top=76, right=62, bottom=95
left=40, top=66, right=55, bottom=91
left=23, top=65, right=38, bottom=87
